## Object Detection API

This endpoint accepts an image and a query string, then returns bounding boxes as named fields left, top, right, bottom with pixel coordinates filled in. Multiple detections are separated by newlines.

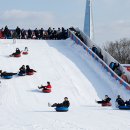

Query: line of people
left=0, top=65, right=36, bottom=78
left=96, top=95, right=130, bottom=107
left=0, top=26, right=68, bottom=40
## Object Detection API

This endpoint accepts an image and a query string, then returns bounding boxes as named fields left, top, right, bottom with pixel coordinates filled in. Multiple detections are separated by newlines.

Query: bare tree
left=104, top=38, right=130, bottom=64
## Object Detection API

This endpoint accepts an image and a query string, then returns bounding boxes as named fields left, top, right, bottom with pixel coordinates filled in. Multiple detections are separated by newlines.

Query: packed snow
left=0, top=39, right=130, bottom=130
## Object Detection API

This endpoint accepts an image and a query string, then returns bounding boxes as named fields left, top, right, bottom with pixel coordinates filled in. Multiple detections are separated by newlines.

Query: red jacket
left=46, top=85, right=52, bottom=90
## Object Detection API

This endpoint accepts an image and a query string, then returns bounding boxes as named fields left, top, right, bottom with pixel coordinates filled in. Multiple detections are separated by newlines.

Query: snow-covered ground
left=0, top=39, right=130, bottom=130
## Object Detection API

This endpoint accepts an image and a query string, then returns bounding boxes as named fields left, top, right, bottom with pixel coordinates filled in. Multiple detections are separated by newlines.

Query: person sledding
left=9, top=48, right=21, bottom=57
left=125, top=99, right=130, bottom=107
left=0, top=70, right=17, bottom=77
left=48, top=97, right=70, bottom=108
left=23, top=47, right=28, bottom=54
left=18, top=65, right=26, bottom=75
left=115, top=95, right=125, bottom=107
left=38, top=81, right=52, bottom=92
left=26, top=65, right=36, bottom=75
left=96, top=95, right=111, bottom=105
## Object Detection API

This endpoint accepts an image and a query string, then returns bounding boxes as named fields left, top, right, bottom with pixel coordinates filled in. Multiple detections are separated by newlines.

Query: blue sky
left=0, top=0, right=130, bottom=45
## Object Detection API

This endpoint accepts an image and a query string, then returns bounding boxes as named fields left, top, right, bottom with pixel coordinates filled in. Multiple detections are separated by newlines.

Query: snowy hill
left=0, top=39, right=130, bottom=130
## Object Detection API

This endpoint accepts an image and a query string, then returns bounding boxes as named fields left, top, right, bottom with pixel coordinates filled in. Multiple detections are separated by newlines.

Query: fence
left=68, top=29, right=130, bottom=90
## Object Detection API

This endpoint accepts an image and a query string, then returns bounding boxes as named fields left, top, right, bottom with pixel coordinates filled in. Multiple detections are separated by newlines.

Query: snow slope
left=0, top=39, right=130, bottom=130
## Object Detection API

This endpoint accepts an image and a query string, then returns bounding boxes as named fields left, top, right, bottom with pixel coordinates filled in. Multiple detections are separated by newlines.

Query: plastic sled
left=22, top=52, right=28, bottom=55
left=18, top=73, right=26, bottom=76
left=55, top=107, right=69, bottom=112
left=118, top=106, right=130, bottom=110
left=42, top=89, right=51, bottom=93
left=3, top=75, right=13, bottom=79
left=102, top=102, right=112, bottom=107
left=26, top=71, right=34, bottom=75
left=14, top=54, right=21, bottom=57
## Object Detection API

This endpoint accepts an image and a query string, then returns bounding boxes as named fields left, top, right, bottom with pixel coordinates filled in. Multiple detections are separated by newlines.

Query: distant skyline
left=0, top=0, right=130, bottom=45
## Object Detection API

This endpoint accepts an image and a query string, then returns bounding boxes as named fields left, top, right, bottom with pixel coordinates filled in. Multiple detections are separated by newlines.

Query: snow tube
left=26, top=71, right=34, bottom=75
left=42, top=89, right=51, bottom=93
left=118, top=106, right=130, bottom=110
left=55, top=107, right=69, bottom=112
left=102, top=102, right=112, bottom=107
left=18, top=73, right=26, bottom=76
left=3, top=75, right=13, bottom=79
left=22, top=52, right=28, bottom=55
left=14, top=54, right=21, bottom=57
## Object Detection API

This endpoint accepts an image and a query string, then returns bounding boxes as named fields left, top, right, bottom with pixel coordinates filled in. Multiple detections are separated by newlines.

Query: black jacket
left=62, top=101, right=70, bottom=107
left=116, top=97, right=125, bottom=106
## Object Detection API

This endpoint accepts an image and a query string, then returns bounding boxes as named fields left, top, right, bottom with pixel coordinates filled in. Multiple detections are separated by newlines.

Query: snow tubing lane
left=118, top=106, right=130, bottom=110
left=3, top=75, right=13, bottom=79
left=102, top=102, right=112, bottom=107
left=55, top=107, right=69, bottom=112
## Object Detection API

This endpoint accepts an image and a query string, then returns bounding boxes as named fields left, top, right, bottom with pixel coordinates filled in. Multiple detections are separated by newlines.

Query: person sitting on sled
left=48, top=97, right=70, bottom=108
left=38, top=81, right=52, bottom=91
left=125, top=99, right=130, bottom=107
left=19, top=65, right=26, bottom=75
left=23, top=47, right=28, bottom=53
left=26, top=65, right=36, bottom=73
left=10, top=48, right=21, bottom=57
left=96, top=95, right=111, bottom=104
left=115, top=95, right=125, bottom=107
left=0, top=70, right=17, bottom=77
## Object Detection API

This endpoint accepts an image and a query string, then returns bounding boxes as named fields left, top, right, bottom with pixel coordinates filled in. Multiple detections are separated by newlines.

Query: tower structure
left=84, top=0, right=94, bottom=40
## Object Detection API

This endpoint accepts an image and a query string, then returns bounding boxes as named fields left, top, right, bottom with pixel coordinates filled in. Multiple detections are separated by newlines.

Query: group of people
left=9, top=47, right=28, bottom=57
left=0, top=65, right=36, bottom=78
left=69, top=27, right=84, bottom=43
left=109, top=62, right=129, bottom=83
left=109, top=62, right=122, bottom=76
left=0, top=26, right=68, bottom=40
left=19, top=65, right=36, bottom=75
left=96, top=95, right=130, bottom=107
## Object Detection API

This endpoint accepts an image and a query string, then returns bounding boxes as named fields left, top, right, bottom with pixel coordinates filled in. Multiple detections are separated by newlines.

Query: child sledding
left=9, top=48, right=22, bottom=57
left=0, top=70, right=17, bottom=79
left=95, top=95, right=112, bottom=106
left=38, top=81, right=52, bottom=93
left=18, top=65, right=36, bottom=76
left=22, top=47, right=29, bottom=55
left=9, top=47, right=29, bottom=57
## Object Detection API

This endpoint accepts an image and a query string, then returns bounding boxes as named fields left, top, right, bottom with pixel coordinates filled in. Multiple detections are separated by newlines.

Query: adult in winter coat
left=116, top=95, right=125, bottom=107
left=0, top=70, right=17, bottom=77
left=10, top=48, right=21, bottom=57
left=26, top=65, right=36, bottom=73
left=19, top=65, right=26, bottom=75
left=96, top=95, right=111, bottom=104
left=38, top=81, right=52, bottom=91
left=48, top=97, right=70, bottom=108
